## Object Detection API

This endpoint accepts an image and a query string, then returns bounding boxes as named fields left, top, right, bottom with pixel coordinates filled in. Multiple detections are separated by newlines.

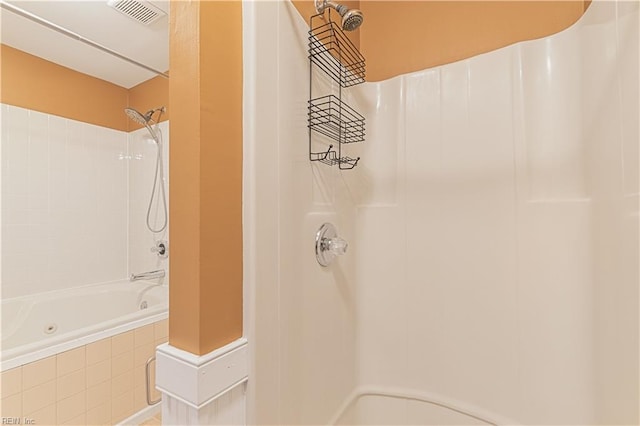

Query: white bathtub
left=1, top=279, right=168, bottom=371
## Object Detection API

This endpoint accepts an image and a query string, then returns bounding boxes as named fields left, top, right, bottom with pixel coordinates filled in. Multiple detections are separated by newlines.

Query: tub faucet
left=130, top=269, right=165, bottom=281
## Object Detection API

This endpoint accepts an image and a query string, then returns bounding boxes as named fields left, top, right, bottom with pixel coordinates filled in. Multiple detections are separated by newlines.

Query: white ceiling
left=1, top=0, right=169, bottom=89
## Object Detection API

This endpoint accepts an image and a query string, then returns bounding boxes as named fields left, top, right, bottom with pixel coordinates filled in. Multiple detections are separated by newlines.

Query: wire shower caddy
left=308, top=11, right=366, bottom=170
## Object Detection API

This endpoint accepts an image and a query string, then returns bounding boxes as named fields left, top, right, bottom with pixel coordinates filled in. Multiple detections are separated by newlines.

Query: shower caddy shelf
left=308, top=11, right=366, bottom=170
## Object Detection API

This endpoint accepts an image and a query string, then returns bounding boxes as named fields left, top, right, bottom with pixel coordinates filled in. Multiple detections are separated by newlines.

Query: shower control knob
left=151, top=241, right=168, bottom=259
left=315, top=223, right=348, bottom=267
left=326, top=236, right=348, bottom=256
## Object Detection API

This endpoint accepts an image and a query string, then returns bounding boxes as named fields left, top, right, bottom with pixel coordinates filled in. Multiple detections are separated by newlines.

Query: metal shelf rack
left=308, top=11, right=366, bottom=170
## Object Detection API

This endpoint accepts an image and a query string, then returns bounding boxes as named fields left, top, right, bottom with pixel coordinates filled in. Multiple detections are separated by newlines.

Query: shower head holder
left=314, top=0, right=327, bottom=14
left=124, top=106, right=166, bottom=142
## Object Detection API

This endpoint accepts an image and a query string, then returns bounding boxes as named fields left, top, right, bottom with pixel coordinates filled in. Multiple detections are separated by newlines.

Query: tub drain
left=139, top=301, right=148, bottom=310
left=44, top=324, right=58, bottom=334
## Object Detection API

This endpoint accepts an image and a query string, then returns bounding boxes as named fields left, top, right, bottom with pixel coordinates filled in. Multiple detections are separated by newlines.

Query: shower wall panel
left=349, top=0, right=638, bottom=424
left=245, top=1, right=358, bottom=425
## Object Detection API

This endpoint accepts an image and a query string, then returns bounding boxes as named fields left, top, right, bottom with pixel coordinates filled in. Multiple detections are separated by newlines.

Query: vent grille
left=107, top=0, right=166, bottom=25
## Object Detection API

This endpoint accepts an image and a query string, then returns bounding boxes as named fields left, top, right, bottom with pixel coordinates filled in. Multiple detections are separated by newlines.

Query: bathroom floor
left=139, top=413, right=162, bottom=425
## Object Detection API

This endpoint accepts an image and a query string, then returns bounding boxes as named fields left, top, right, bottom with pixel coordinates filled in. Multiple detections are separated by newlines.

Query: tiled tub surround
left=1, top=104, right=170, bottom=299
left=0, top=319, right=168, bottom=425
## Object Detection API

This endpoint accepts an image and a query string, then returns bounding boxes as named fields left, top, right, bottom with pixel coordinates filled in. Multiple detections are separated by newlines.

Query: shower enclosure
left=244, top=0, right=638, bottom=424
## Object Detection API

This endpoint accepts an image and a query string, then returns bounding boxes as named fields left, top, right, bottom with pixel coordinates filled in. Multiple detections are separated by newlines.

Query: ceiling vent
left=107, top=0, right=166, bottom=26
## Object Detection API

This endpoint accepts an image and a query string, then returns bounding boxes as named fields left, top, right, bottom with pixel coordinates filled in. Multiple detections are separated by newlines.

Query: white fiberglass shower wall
left=245, top=0, right=639, bottom=424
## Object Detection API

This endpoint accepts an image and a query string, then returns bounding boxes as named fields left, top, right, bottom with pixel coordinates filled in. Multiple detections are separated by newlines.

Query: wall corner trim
left=156, top=337, right=248, bottom=409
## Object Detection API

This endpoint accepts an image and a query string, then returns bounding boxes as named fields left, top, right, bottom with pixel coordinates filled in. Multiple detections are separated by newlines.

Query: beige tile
left=111, top=331, right=134, bottom=357
left=134, top=324, right=155, bottom=348
left=57, top=368, right=86, bottom=401
left=87, top=380, right=111, bottom=410
left=22, top=379, right=56, bottom=414
left=86, top=401, right=111, bottom=425
left=111, top=390, right=134, bottom=424
left=1, top=367, right=22, bottom=398
left=134, top=342, right=156, bottom=367
left=57, top=391, right=86, bottom=424
left=57, top=347, right=86, bottom=377
left=22, top=356, right=56, bottom=390
left=25, top=403, right=56, bottom=425
left=86, top=359, right=111, bottom=387
left=155, top=337, right=168, bottom=347
left=0, top=393, right=22, bottom=417
left=153, top=320, right=168, bottom=340
left=86, top=338, right=111, bottom=366
left=134, top=385, right=147, bottom=412
left=111, top=350, right=134, bottom=378
left=133, top=365, right=146, bottom=390
left=111, top=371, right=134, bottom=397
left=62, top=413, right=86, bottom=425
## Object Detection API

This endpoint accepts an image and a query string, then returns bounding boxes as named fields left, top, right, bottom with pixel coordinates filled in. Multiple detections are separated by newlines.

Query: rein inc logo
left=1, top=418, right=34, bottom=425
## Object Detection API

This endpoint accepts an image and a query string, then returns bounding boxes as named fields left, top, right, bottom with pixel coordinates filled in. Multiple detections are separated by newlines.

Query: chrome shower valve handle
left=315, top=223, right=348, bottom=267
left=151, top=240, right=168, bottom=259
left=325, top=235, right=348, bottom=256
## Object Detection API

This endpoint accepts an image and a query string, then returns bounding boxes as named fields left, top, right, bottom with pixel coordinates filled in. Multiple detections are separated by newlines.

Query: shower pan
left=244, top=0, right=639, bottom=425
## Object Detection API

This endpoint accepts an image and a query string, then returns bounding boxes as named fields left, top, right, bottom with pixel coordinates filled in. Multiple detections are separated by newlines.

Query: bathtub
left=1, top=279, right=168, bottom=371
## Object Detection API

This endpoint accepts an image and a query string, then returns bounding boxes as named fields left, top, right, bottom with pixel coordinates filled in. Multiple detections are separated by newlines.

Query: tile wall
left=0, top=105, right=170, bottom=298
left=0, top=319, right=167, bottom=425
left=1, top=105, right=127, bottom=298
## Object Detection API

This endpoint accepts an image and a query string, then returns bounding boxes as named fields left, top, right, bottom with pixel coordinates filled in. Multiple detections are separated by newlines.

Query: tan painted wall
left=0, top=44, right=169, bottom=132
left=168, top=0, right=243, bottom=356
left=168, top=0, right=202, bottom=354
left=128, top=75, right=170, bottom=132
left=198, top=0, right=243, bottom=354
left=0, top=44, right=129, bottom=131
left=359, top=1, right=588, bottom=81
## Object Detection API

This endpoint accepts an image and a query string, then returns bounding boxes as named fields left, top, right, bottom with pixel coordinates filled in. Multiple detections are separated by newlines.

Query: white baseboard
left=155, top=338, right=248, bottom=425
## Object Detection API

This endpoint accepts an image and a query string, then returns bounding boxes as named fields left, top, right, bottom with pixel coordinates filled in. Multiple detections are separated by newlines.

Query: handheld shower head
left=315, top=0, right=364, bottom=31
left=124, top=107, right=165, bottom=141
left=124, top=107, right=154, bottom=126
